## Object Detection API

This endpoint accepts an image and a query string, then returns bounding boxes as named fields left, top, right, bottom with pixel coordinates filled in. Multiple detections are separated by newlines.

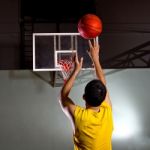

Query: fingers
left=74, top=55, right=83, bottom=73
left=88, top=40, right=93, bottom=48
left=75, top=52, right=83, bottom=66
left=93, top=38, right=96, bottom=47
left=86, top=50, right=90, bottom=56
left=94, top=38, right=100, bottom=48
left=80, top=57, right=83, bottom=65
left=75, top=52, right=79, bottom=63
left=78, top=57, right=83, bottom=71
left=89, top=39, right=98, bottom=48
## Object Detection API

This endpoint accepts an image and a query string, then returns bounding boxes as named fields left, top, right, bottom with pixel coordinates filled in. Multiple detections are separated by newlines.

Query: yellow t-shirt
left=73, top=101, right=113, bottom=150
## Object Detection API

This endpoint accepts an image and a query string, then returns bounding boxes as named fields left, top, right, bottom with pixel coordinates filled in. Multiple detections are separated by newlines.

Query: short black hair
left=84, top=79, right=107, bottom=107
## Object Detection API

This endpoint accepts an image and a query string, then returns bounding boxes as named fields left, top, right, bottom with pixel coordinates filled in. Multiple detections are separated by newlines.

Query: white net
left=58, top=59, right=74, bottom=82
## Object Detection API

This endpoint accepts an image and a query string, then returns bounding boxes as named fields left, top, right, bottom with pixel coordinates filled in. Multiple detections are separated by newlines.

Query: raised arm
left=88, top=39, right=112, bottom=107
left=59, top=54, right=83, bottom=118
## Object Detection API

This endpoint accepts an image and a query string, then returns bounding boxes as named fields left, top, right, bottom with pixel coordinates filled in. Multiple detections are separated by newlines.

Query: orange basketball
left=78, top=14, right=102, bottom=39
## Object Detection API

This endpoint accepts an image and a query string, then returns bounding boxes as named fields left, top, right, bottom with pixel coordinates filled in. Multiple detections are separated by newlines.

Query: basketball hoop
left=58, top=59, right=74, bottom=82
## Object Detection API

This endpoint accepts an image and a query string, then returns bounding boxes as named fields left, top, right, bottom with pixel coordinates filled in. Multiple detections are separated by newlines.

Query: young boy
left=59, top=39, right=113, bottom=150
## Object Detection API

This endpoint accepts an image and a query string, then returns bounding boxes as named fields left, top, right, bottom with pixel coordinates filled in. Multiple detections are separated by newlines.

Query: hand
left=74, top=53, right=83, bottom=74
left=87, top=38, right=100, bottom=62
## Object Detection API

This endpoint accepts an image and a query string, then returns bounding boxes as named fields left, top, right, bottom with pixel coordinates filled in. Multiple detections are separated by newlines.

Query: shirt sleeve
left=101, top=101, right=112, bottom=109
left=101, top=101, right=114, bottom=130
left=74, top=105, right=83, bottom=118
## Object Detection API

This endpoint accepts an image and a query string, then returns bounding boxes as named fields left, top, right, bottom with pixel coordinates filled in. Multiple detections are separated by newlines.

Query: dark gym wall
left=0, top=0, right=20, bottom=69
left=0, top=0, right=150, bottom=68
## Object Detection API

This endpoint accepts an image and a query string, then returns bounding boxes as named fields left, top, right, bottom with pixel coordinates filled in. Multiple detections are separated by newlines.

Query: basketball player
left=59, top=39, right=113, bottom=150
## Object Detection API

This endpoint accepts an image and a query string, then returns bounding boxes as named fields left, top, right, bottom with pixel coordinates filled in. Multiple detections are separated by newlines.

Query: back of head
left=84, top=79, right=107, bottom=107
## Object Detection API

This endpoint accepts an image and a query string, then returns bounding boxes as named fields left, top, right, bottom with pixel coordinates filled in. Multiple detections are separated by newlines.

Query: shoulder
left=100, top=101, right=112, bottom=113
left=74, top=105, right=85, bottom=114
left=101, top=101, right=111, bottom=107
left=74, top=105, right=86, bottom=119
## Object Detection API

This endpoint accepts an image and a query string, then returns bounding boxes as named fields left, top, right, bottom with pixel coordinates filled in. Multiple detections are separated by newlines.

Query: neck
left=86, top=103, right=100, bottom=112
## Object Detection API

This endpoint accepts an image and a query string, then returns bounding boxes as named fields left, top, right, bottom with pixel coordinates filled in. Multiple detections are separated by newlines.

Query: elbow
left=60, top=89, right=65, bottom=99
left=60, top=87, right=69, bottom=99
left=60, top=90, right=67, bottom=102
left=58, top=93, right=65, bottom=106
left=59, top=92, right=68, bottom=108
